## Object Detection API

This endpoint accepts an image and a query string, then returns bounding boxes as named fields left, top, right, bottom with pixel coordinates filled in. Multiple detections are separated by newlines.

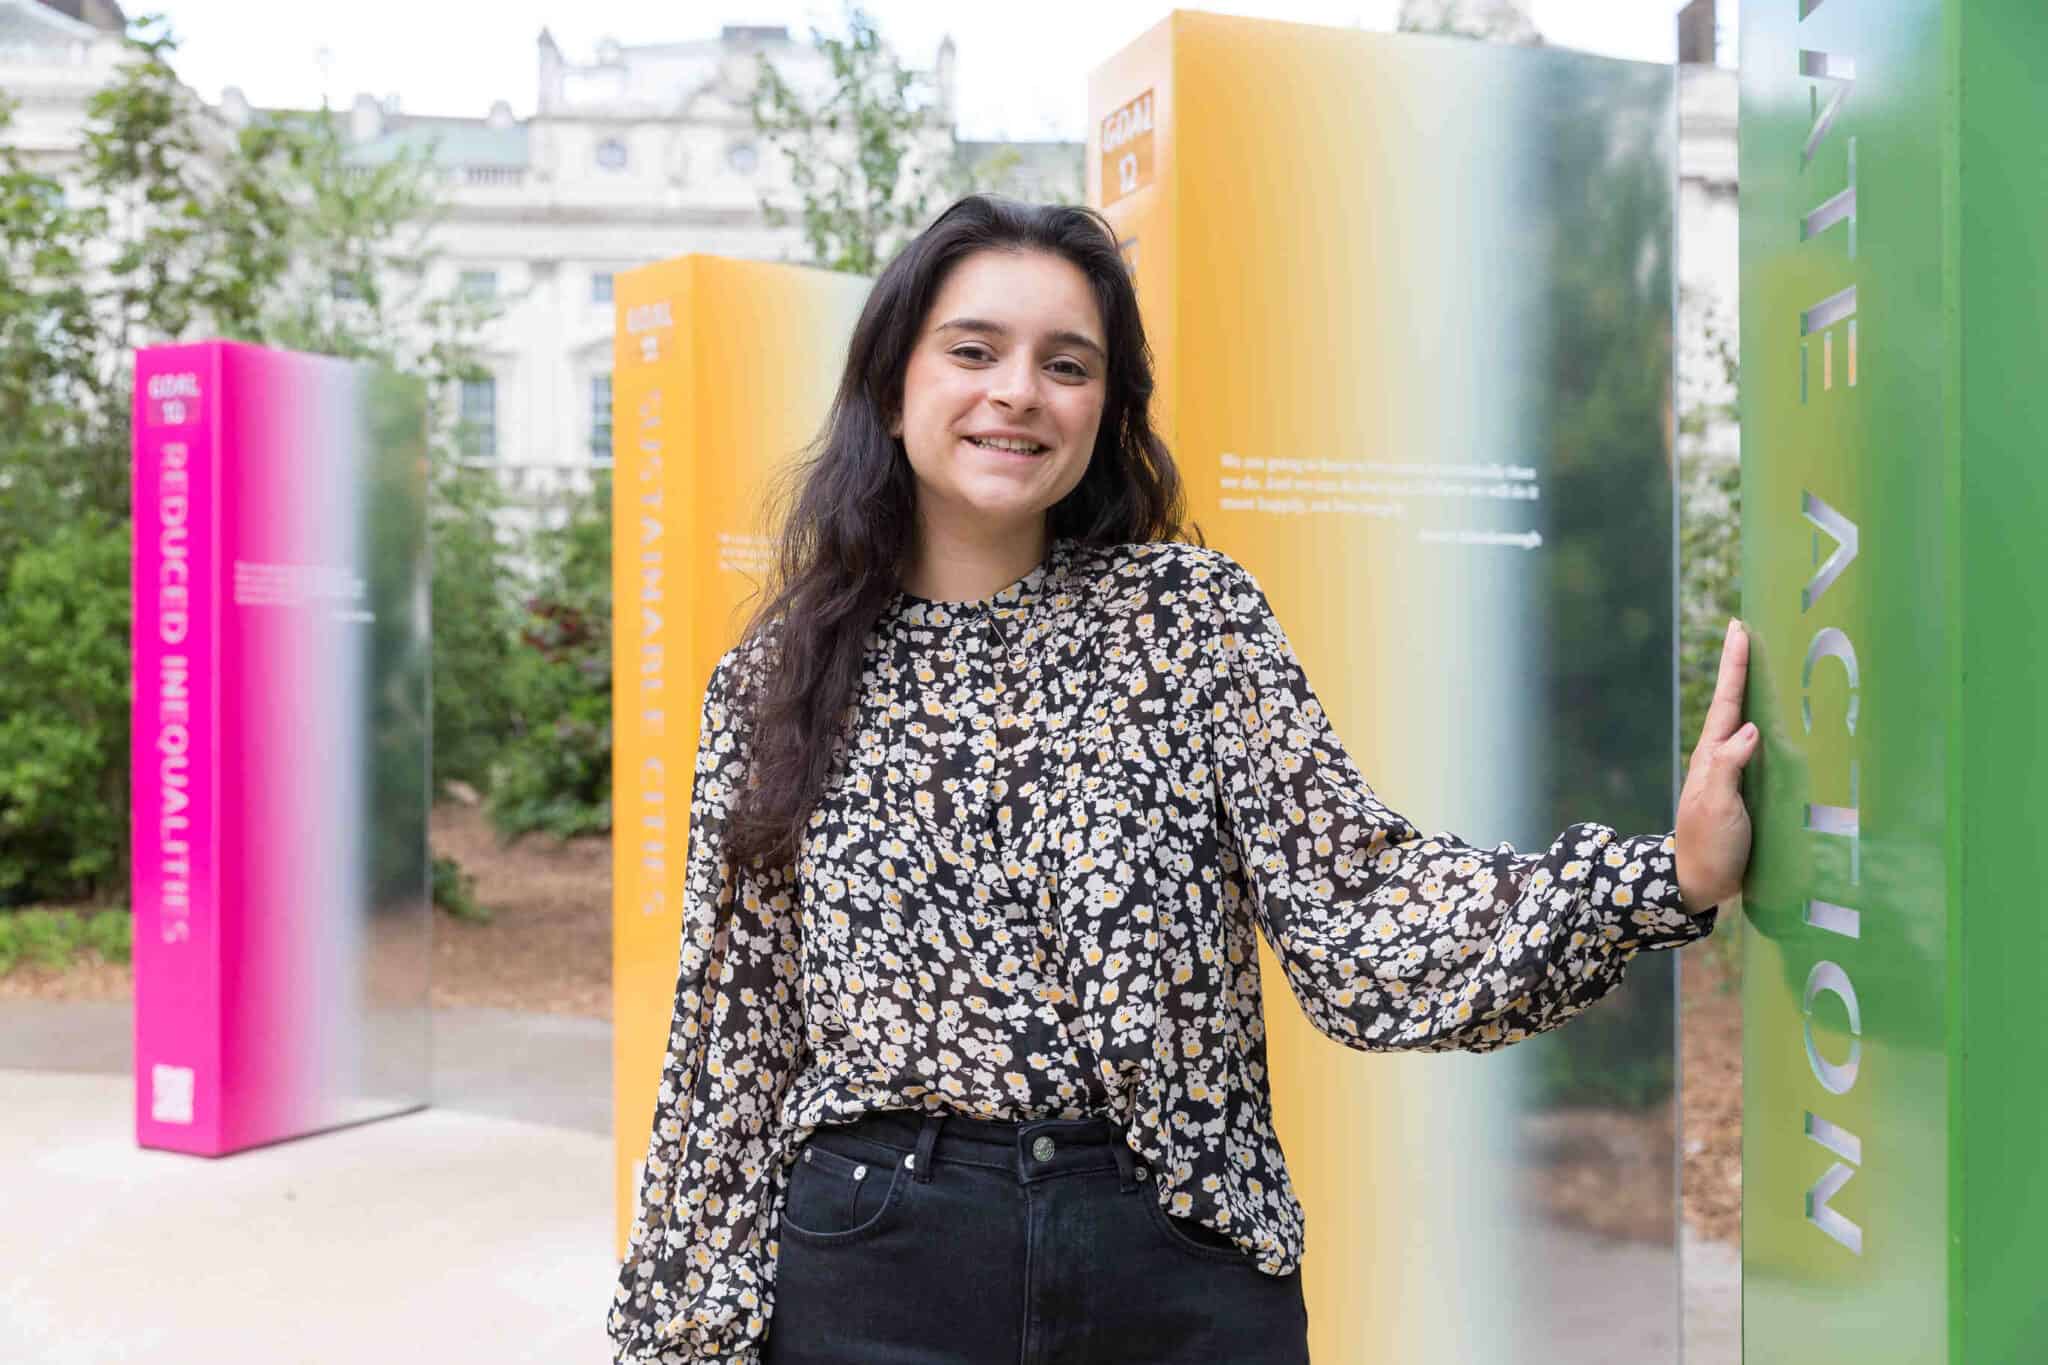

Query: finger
left=1684, top=708, right=1736, bottom=799
left=1681, top=740, right=1712, bottom=799
left=1682, top=723, right=1723, bottom=796
left=1698, top=620, right=1751, bottom=747
left=1709, top=722, right=1761, bottom=784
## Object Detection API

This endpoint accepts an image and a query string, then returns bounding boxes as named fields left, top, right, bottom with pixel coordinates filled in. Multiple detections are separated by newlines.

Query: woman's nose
left=987, top=360, right=1043, bottom=412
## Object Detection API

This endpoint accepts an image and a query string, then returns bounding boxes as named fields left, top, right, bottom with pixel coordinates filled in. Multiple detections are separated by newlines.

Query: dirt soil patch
left=428, top=801, right=613, bottom=1016
left=1681, top=946, right=1743, bottom=1246
left=0, top=952, right=132, bottom=1004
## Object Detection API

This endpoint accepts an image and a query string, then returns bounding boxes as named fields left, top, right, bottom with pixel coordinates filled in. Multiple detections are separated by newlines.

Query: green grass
left=0, top=906, right=132, bottom=975
left=1, top=861, right=493, bottom=975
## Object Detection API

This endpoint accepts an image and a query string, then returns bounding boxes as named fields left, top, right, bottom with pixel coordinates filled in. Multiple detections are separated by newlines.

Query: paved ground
left=3, top=1070, right=616, bottom=1365
left=3, top=1000, right=617, bottom=1365
left=2, top=1000, right=1739, bottom=1363
left=1685, top=1226, right=1742, bottom=1364
left=0, top=999, right=611, bottom=1135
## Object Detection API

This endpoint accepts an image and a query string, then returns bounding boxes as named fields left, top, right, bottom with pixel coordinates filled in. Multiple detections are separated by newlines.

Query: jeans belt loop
left=912, top=1111, right=944, bottom=1183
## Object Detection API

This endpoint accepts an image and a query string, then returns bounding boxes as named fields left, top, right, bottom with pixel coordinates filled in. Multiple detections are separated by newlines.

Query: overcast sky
left=144, top=1, right=1731, bottom=140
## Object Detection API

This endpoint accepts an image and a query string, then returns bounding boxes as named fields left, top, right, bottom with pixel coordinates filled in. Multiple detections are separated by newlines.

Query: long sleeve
left=1202, top=557, right=1715, bottom=1056
left=609, top=643, right=806, bottom=1364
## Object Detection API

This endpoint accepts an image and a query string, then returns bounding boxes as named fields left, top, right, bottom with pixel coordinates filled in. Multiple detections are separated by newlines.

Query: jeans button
left=1032, top=1135, right=1056, bottom=1162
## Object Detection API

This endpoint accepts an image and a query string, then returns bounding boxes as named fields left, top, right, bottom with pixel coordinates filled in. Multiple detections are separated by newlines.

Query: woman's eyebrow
left=935, top=317, right=1106, bottom=362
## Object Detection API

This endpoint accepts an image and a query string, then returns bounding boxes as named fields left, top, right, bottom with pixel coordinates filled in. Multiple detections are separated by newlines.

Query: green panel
left=1954, top=2, right=2048, bottom=1357
left=1739, top=0, right=1952, bottom=1360
left=1743, top=0, right=2048, bottom=1357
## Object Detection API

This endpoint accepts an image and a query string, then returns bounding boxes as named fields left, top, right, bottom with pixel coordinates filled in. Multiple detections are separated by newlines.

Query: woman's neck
left=901, top=517, right=1050, bottom=603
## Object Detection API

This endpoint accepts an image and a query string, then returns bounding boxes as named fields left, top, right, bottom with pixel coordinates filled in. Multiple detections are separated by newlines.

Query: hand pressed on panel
left=1675, top=617, right=1759, bottom=915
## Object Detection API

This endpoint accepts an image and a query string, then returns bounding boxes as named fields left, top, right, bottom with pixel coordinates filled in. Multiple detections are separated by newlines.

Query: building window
left=596, top=138, right=628, bottom=171
left=458, top=269, right=498, bottom=301
left=591, top=271, right=614, bottom=305
left=459, top=377, right=498, bottom=458
left=726, top=141, right=759, bottom=175
left=589, top=373, right=612, bottom=461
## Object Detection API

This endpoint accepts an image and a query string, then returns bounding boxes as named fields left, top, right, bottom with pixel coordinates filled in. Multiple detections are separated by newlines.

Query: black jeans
left=763, top=1108, right=1312, bottom=1364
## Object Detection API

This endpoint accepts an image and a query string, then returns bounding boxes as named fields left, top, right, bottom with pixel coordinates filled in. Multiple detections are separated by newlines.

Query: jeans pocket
left=780, top=1135, right=912, bottom=1245
left=1140, top=1186, right=1255, bottom=1264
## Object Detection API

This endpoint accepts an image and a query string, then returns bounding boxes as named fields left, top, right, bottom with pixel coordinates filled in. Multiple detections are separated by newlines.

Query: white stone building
left=298, top=26, right=851, bottom=505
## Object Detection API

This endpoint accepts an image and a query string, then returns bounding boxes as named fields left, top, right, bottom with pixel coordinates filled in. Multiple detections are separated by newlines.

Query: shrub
left=430, top=464, right=522, bottom=795
left=431, top=853, right=493, bottom=923
left=0, top=517, right=131, bottom=906
left=487, top=473, right=613, bottom=840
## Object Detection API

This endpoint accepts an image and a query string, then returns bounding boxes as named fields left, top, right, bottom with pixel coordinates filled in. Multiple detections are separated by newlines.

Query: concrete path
left=1684, top=1225, right=1742, bottom=1364
left=3, top=999, right=619, bottom=1364
left=0, top=1000, right=611, bottom=1135
left=1, top=1069, right=617, bottom=1365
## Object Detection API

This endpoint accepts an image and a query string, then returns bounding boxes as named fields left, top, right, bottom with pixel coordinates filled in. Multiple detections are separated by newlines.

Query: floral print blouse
left=608, top=536, right=1716, bottom=1363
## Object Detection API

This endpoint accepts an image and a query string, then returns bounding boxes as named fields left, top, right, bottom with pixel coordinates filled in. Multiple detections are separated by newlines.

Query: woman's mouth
left=965, top=435, right=1049, bottom=457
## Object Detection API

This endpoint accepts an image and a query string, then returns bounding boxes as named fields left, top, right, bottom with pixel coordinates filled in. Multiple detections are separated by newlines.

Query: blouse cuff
left=1588, top=829, right=1717, bottom=950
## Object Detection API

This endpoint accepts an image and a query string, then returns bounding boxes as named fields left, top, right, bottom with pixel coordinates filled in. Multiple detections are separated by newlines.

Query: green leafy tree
left=752, top=4, right=1045, bottom=273
left=0, top=100, right=122, bottom=569
left=752, top=4, right=946, bottom=274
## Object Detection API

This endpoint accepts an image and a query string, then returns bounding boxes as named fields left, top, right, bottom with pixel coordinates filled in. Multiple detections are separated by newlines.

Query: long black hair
left=725, top=194, right=1196, bottom=868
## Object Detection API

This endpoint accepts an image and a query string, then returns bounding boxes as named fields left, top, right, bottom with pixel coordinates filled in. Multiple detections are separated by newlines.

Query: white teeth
left=968, top=436, right=1045, bottom=454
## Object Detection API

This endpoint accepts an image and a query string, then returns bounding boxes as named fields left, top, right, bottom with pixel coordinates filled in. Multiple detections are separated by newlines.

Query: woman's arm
left=1203, top=556, right=1715, bottom=1055
left=609, top=643, right=805, bottom=1364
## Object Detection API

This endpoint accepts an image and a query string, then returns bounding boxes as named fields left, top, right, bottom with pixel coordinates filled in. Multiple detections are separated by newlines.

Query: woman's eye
left=1048, top=359, right=1090, bottom=380
left=951, top=345, right=994, bottom=363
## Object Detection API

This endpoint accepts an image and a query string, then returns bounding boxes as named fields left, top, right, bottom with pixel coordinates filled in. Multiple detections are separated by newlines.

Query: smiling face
left=891, top=247, right=1108, bottom=549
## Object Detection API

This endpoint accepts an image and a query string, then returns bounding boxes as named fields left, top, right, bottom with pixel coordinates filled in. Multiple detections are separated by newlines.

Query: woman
left=607, top=196, right=1757, bottom=1364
